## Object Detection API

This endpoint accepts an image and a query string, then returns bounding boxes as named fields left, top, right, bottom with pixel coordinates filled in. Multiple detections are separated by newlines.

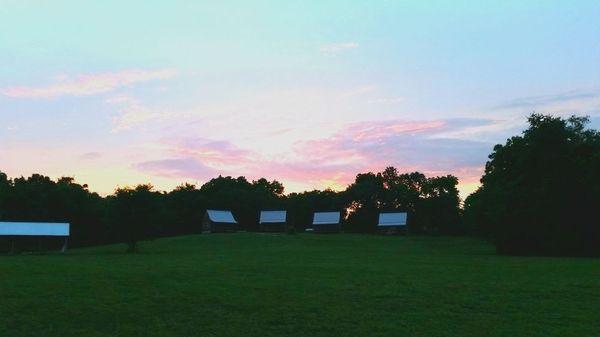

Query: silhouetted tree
left=1, top=161, right=466, bottom=252
left=109, top=184, right=163, bottom=253
left=199, top=176, right=285, bottom=230
left=344, top=172, right=384, bottom=232
left=415, top=175, right=461, bottom=235
left=464, top=114, right=600, bottom=256
left=342, top=167, right=461, bottom=234
left=164, top=183, right=206, bottom=236
left=0, top=172, right=107, bottom=251
left=287, top=189, right=344, bottom=231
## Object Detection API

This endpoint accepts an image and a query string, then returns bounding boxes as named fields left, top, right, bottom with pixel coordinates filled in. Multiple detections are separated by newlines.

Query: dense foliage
left=0, top=167, right=460, bottom=252
left=464, top=114, right=600, bottom=256
left=343, top=168, right=462, bottom=234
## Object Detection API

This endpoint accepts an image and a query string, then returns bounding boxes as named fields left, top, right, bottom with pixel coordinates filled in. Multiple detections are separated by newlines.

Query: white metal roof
left=313, top=212, right=340, bottom=225
left=377, top=212, right=407, bottom=227
left=0, top=222, right=70, bottom=236
left=259, top=210, right=286, bottom=224
left=206, top=210, right=237, bottom=223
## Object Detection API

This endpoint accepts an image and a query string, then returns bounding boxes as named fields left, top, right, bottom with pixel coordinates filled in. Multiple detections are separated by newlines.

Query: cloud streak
left=496, top=90, right=598, bottom=110
left=172, top=138, right=253, bottom=167
left=107, top=95, right=166, bottom=132
left=287, top=118, right=492, bottom=185
left=1, top=69, right=176, bottom=98
left=320, top=42, right=359, bottom=55
left=135, top=118, right=495, bottom=194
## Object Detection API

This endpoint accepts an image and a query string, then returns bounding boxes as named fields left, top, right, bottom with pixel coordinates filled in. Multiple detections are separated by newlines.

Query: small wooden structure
left=376, top=212, right=407, bottom=235
left=202, top=210, right=238, bottom=233
left=0, top=222, right=70, bottom=253
left=311, top=211, right=341, bottom=233
left=259, top=210, right=287, bottom=232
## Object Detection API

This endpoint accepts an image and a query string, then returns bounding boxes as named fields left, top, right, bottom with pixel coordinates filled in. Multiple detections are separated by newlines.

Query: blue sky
left=1, top=1, right=599, bottom=197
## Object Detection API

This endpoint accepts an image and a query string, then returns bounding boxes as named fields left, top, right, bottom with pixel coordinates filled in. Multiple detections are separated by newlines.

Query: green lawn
left=1, top=233, right=598, bottom=337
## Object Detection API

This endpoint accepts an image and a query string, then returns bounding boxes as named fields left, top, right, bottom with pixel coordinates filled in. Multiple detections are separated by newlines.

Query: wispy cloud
left=292, top=118, right=491, bottom=172
left=339, top=85, right=378, bottom=98
left=172, top=138, right=253, bottom=167
left=134, top=139, right=252, bottom=181
left=496, top=90, right=598, bottom=110
left=107, top=95, right=175, bottom=132
left=1, top=69, right=176, bottom=98
left=320, top=42, right=359, bottom=55
left=278, top=118, right=492, bottom=192
left=135, top=118, right=495, bottom=194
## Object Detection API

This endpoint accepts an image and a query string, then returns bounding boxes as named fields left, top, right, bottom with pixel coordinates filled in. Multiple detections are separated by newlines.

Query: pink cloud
left=135, top=118, right=493, bottom=196
left=1, top=69, right=176, bottom=98
left=173, top=138, right=253, bottom=166
left=134, top=139, right=252, bottom=182
left=283, top=119, right=490, bottom=190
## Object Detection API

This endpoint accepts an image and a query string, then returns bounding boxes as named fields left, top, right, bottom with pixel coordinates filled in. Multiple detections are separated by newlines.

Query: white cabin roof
left=377, top=212, right=407, bottom=227
left=0, top=222, right=70, bottom=236
left=313, top=212, right=340, bottom=225
left=259, top=211, right=286, bottom=224
left=206, top=210, right=237, bottom=223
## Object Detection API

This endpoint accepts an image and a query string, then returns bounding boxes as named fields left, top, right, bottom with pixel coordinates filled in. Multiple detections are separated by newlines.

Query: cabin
left=202, top=210, right=238, bottom=233
left=259, top=210, right=287, bottom=232
left=0, top=222, right=70, bottom=253
left=311, top=211, right=341, bottom=233
left=376, top=212, right=407, bottom=235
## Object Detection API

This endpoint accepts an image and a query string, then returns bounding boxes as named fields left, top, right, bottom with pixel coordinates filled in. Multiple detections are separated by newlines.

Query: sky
left=1, top=1, right=599, bottom=199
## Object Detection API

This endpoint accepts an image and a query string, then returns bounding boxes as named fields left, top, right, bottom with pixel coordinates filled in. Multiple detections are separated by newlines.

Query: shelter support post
left=61, top=237, right=68, bottom=253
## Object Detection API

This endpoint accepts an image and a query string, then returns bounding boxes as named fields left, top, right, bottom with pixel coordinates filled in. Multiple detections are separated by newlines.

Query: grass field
left=1, top=233, right=598, bottom=337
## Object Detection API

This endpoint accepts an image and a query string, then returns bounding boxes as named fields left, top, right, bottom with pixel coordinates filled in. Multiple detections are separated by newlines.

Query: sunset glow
left=1, top=1, right=599, bottom=200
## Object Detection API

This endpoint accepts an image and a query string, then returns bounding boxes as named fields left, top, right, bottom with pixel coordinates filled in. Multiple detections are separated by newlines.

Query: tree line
left=0, top=167, right=461, bottom=252
left=1, top=114, right=598, bottom=256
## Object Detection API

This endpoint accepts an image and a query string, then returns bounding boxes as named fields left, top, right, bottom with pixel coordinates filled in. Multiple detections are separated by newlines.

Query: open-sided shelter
left=203, top=210, right=238, bottom=233
left=311, top=211, right=341, bottom=233
left=376, top=212, right=407, bottom=234
left=259, top=210, right=287, bottom=232
left=0, top=222, right=70, bottom=253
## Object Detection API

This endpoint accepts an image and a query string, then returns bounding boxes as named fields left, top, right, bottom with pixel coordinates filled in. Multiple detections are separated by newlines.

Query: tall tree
left=344, top=172, right=385, bottom=232
left=165, top=183, right=206, bottom=236
left=110, top=184, right=163, bottom=253
left=415, top=175, right=461, bottom=235
left=464, top=114, right=600, bottom=256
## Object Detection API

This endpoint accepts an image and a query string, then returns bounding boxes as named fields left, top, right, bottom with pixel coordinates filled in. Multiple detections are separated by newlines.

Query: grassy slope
left=1, top=234, right=598, bottom=337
